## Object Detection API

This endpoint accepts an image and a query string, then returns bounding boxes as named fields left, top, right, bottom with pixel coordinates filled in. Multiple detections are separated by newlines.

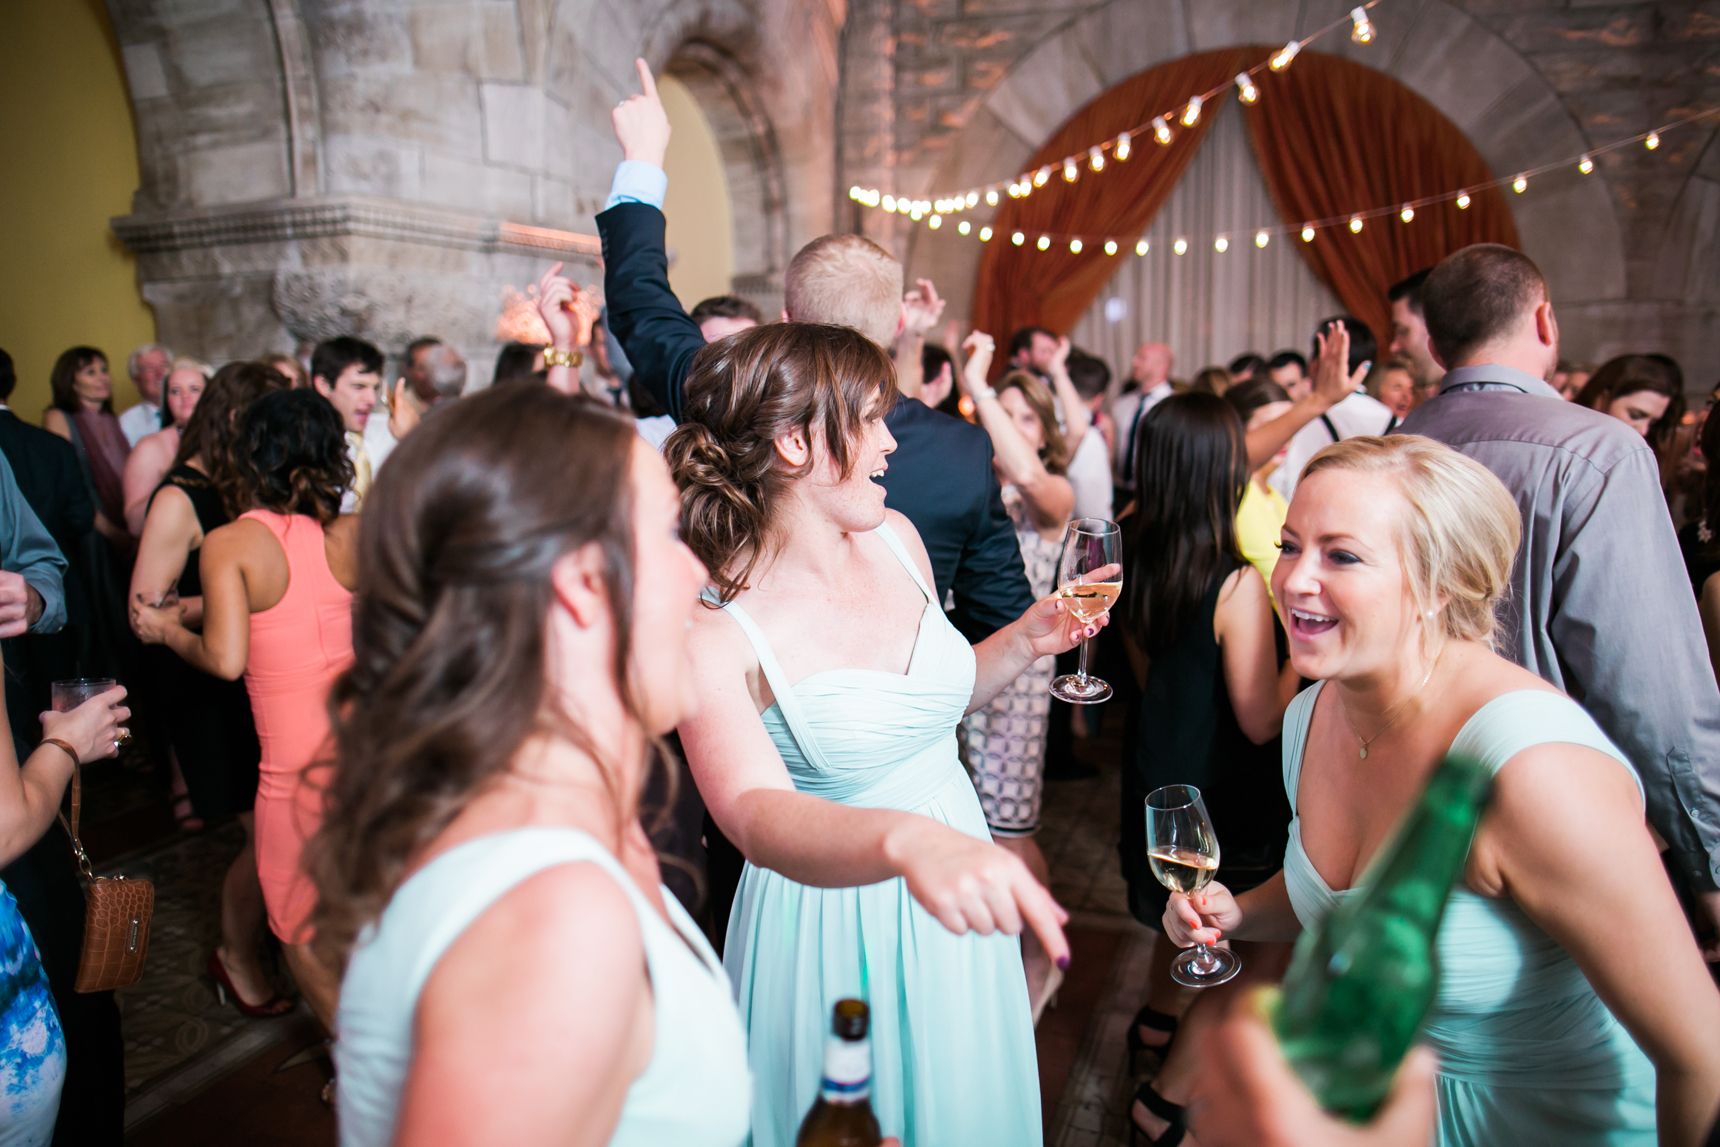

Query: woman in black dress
left=129, top=360, right=290, bottom=1017
left=1117, top=393, right=1300, bottom=1145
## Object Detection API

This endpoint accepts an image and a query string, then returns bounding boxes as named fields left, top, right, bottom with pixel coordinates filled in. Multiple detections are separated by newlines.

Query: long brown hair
left=995, top=370, right=1070, bottom=475
left=173, top=361, right=288, bottom=516
left=1576, top=353, right=1686, bottom=451
left=1124, top=392, right=1250, bottom=656
left=665, top=323, right=897, bottom=602
left=307, top=384, right=647, bottom=967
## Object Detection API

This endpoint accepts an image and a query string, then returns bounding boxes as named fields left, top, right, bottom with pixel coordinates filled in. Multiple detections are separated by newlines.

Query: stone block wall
left=104, top=0, right=843, bottom=380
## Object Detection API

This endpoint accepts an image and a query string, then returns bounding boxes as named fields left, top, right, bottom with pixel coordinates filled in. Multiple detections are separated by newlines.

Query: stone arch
left=906, top=0, right=1628, bottom=357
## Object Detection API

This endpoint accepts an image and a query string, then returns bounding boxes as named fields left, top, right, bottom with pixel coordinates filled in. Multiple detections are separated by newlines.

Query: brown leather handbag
left=53, top=742, right=154, bottom=992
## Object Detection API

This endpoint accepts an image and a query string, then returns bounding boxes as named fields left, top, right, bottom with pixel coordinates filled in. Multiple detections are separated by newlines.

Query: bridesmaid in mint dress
left=671, top=324, right=1095, bottom=1147
left=1163, top=437, right=1720, bottom=1147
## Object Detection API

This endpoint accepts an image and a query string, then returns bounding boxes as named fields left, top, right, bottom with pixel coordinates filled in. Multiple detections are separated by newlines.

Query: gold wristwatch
left=543, top=346, right=583, bottom=368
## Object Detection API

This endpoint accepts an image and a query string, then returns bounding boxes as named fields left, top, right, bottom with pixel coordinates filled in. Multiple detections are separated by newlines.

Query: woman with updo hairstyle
left=133, top=387, right=357, bottom=1036
left=308, top=384, right=748, bottom=1146
left=129, top=361, right=289, bottom=1017
left=670, top=321, right=1096, bottom=1147
left=1165, top=435, right=1720, bottom=1147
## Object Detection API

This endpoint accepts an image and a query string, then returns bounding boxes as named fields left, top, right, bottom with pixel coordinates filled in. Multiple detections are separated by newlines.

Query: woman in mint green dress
left=1164, top=436, right=1720, bottom=1147
left=671, top=324, right=1093, bottom=1147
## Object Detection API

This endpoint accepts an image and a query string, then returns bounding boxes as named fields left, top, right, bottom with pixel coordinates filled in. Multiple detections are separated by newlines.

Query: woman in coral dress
left=135, top=388, right=357, bottom=1029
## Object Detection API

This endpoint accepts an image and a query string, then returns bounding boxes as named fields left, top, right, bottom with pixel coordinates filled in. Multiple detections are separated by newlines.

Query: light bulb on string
left=1037, top=235, right=1051, bottom=251
left=928, top=215, right=941, bottom=229
left=1647, top=131, right=1661, bottom=150
left=1115, top=131, right=1132, bottom=160
left=966, top=191, right=979, bottom=207
left=909, top=206, right=923, bottom=221
left=882, top=195, right=896, bottom=212
left=1270, top=41, right=1301, bottom=70
left=1181, top=95, right=1203, bottom=127
left=1089, top=146, right=1105, bottom=172
left=1173, top=237, right=1189, bottom=255
left=1578, top=154, right=1594, bottom=174
left=1063, top=160, right=1079, bottom=182
left=1214, top=235, right=1229, bottom=253
left=1135, top=238, right=1149, bottom=256
left=1400, top=205, right=1415, bottom=222
left=1456, top=190, right=1471, bottom=208
left=848, top=186, right=862, bottom=200
left=1301, top=225, right=1316, bottom=242
left=980, top=226, right=993, bottom=241
left=1034, top=167, right=1051, bottom=187
left=1153, top=116, right=1173, bottom=145
left=1070, top=238, right=1083, bottom=253
left=1104, top=239, right=1118, bottom=255
left=1349, top=215, right=1364, bottom=233
left=1512, top=174, right=1527, bottom=193
left=1012, top=231, right=1025, bottom=246
left=958, top=220, right=970, bottom=235
left=1350, top=6, right=1375, bottom=43
left=1255, top=230, right=1270, bottom=248
left=1235, top=73, right=1259, bottom=104
left=986, top=188, right=999, bottom=205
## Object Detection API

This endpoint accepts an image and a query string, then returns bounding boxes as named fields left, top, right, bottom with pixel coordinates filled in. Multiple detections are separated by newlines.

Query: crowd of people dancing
left=1, top=57, right=1718, bottom=1147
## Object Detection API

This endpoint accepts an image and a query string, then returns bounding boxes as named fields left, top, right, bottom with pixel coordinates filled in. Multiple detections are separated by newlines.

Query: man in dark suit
left=0, top=348, right=121, bottom=1147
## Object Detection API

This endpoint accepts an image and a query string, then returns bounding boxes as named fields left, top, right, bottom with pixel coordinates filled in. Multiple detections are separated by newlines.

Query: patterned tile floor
left=1035, top=709, right=1163, bottom=1147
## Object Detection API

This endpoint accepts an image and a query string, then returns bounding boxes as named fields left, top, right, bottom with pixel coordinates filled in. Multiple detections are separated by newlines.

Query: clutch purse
left=52, top=739, right=154, bottom=992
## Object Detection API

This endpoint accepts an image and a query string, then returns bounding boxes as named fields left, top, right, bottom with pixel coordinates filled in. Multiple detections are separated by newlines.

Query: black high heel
left=1128, top=1081, right=1186, bottom=1147
left=1125, top=1004, right=1179, bottom=1075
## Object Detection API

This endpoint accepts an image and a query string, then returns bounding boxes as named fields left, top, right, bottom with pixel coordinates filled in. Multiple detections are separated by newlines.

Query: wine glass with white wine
left=1049, top=518, right=1121, bottom=704
left=1146, top=784, right=1240, bottom=987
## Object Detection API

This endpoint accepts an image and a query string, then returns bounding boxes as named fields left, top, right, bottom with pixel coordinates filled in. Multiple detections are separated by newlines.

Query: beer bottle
left=1272, top=752, right=1493, bottom=1121
left=795, top=998, right=882, bottom=1147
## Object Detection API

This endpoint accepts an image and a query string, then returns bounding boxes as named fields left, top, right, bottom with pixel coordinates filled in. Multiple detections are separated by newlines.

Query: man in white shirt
left=1062, top=351, right=1114, bottom=522
left=1111, top=341, right=1174, bottom=499
left=1270, top=316, right=1394, bottom=502
left=310, top=337, right=383, bottom=512
left=119, top=342, right=172, bottom=446
left=363, top=337, right=466, bottom=476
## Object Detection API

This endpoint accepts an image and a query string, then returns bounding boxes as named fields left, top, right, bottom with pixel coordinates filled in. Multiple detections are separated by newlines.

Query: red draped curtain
left=972, top=48, right=1519, bottom=353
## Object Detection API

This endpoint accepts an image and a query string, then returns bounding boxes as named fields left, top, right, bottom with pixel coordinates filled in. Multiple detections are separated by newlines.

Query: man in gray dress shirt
left=1399, top=244, right=1720, bottom=956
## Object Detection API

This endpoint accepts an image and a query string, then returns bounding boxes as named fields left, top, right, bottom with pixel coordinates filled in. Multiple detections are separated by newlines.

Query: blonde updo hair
left=1300, top=435, right=1520, bottom=649
left=665, top=322, right=897, bottom=603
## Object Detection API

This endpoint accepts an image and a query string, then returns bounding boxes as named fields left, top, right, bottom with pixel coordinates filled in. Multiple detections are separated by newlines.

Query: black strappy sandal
left=1128, top=1081, right=1186, bottom=1147
left=1125, top=1004, right=1180, bottom=1075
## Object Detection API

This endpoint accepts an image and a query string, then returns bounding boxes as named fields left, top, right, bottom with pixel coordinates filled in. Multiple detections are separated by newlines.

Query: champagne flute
left=1049, top=518, right=1122, bottom=704
left=1146, top=784, right=1240, bottom=987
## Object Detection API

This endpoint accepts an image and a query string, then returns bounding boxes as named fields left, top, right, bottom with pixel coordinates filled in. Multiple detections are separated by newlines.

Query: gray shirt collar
left=1438, top=363, right=1560, bottom=399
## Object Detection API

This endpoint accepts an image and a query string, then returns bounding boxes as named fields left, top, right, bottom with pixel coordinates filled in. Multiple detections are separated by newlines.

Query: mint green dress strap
left=1279, top=686, right=1656, bottom=1147
left=872, top=521, right=935, bottom=603
left=336, top=827, right=750, bottom=1147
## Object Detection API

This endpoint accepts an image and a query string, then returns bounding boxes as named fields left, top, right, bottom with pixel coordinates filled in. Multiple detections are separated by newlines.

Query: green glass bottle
left=795, top=999, right=882, bottom=1147
left=1272, top=752, right=1493, bottom=1121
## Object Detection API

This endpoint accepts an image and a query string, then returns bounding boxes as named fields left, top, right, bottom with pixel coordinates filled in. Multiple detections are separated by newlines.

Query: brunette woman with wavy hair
left=129, top=361, right=290, bottom=1017
left=669, top=321, right=1094, bottom=1147
left=134, top=388, right=357, bottom=1034
left=301, top=384, right=749, bottom=1146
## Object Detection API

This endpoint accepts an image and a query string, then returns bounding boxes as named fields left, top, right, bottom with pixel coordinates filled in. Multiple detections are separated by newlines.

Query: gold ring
left=114, top=728, right=132, bottom=744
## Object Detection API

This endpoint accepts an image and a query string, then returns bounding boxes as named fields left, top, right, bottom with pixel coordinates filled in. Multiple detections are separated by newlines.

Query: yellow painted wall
left=0, top=0, right=155, bottom=424
left=658, top=74, right=736, bottom=311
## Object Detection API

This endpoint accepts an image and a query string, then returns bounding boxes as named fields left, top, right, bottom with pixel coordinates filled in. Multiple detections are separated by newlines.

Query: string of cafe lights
left=886, top=106, right=1720, bottom=257
left=848, top=1, right=1388, bottom=222
left=846, top=2, right=1720, bottom=259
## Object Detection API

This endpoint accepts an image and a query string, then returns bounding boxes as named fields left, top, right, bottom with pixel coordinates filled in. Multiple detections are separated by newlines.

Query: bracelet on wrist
left=971, top=384, right=998, bottom=401
left=543, top=346, right=584, bottom=369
